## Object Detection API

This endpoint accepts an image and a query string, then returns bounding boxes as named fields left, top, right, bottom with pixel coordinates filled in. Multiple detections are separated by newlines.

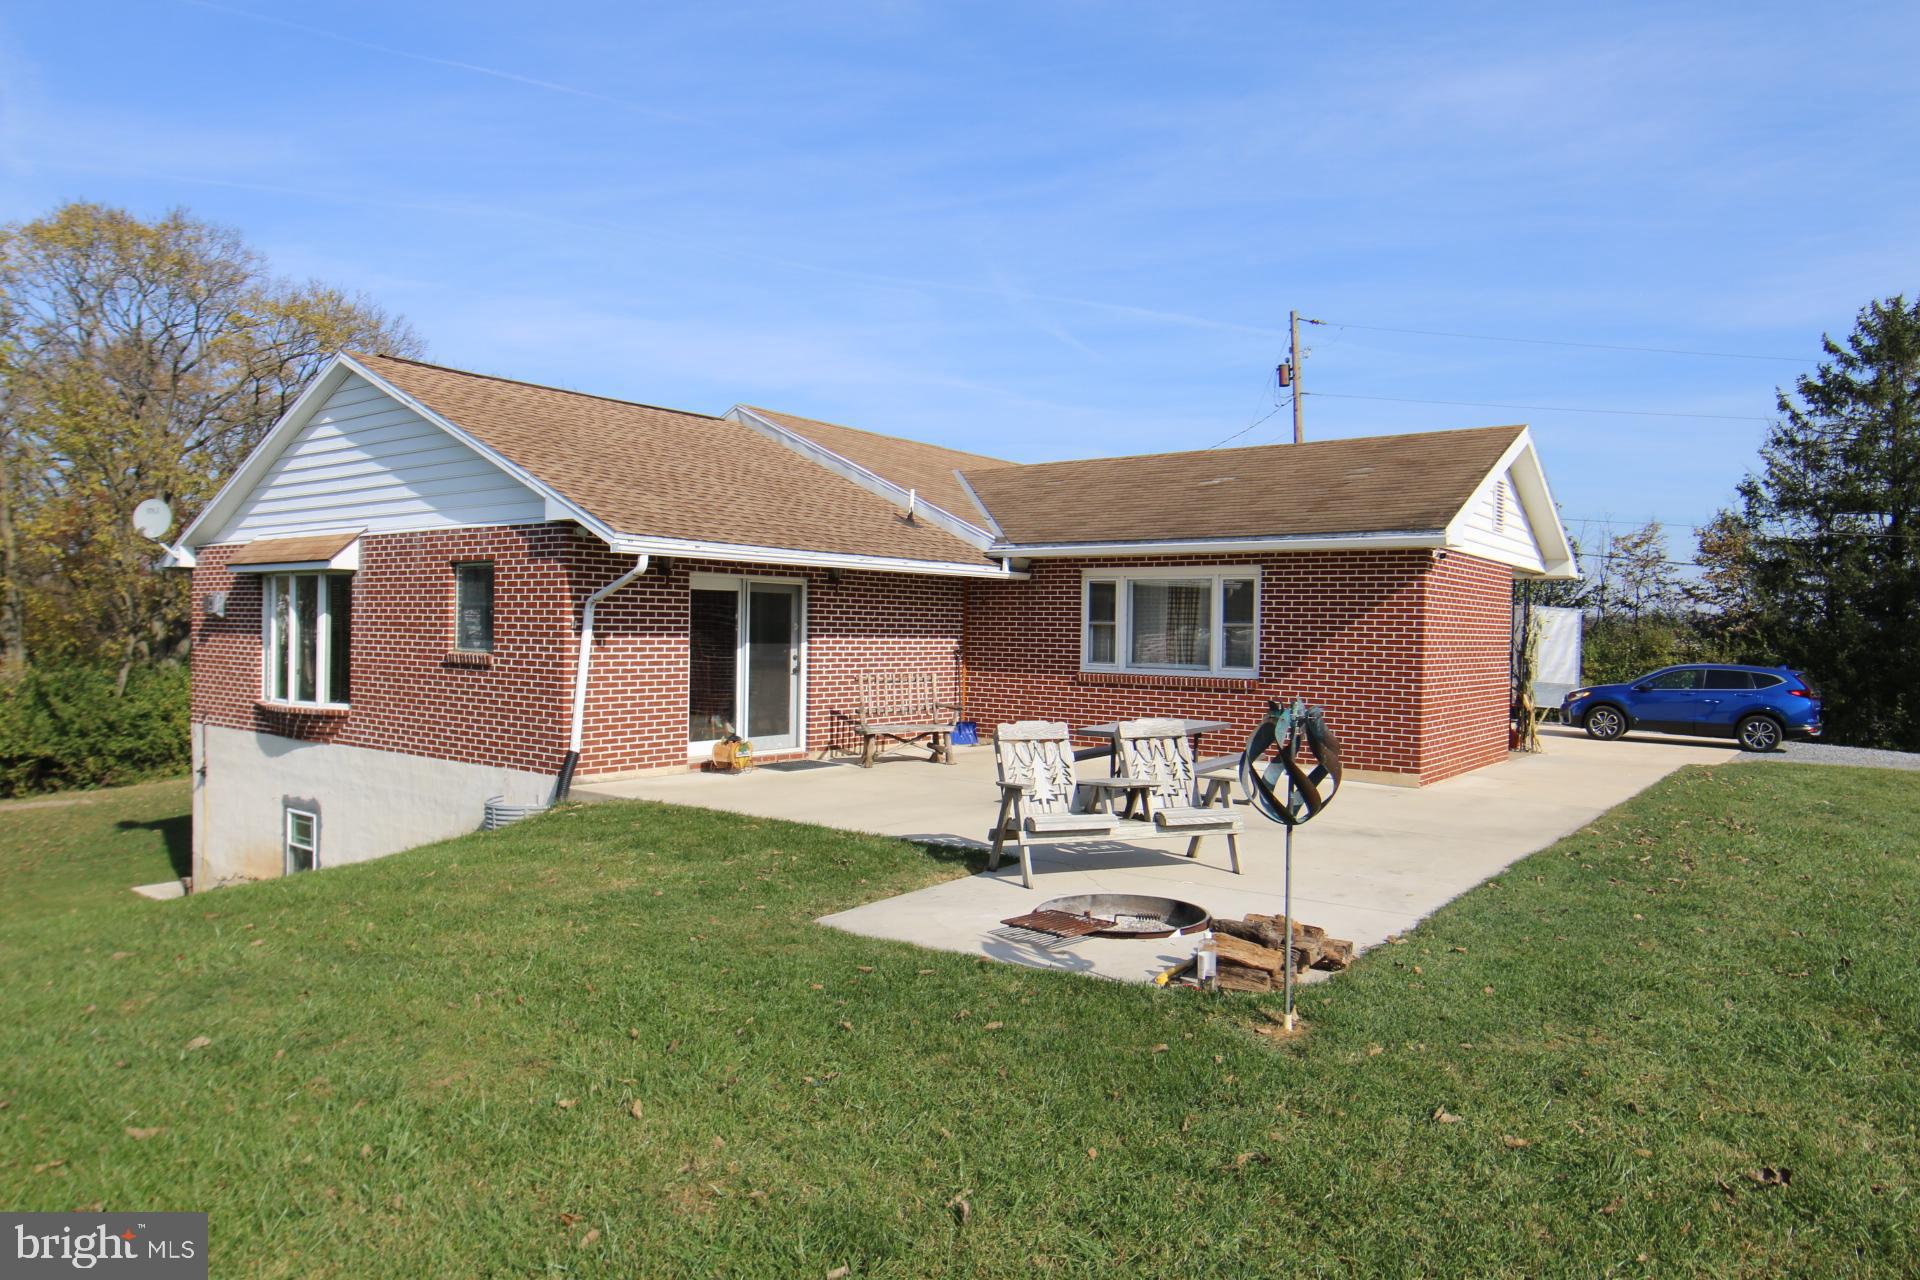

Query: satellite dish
left=131, top=498, right=174, bottom=541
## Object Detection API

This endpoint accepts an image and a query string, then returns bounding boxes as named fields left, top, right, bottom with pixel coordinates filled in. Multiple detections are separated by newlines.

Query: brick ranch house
left=167, top=353, right=1575, bottom=885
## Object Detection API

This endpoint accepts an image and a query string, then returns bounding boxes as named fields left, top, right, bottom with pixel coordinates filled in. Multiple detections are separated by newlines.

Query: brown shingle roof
left=353, top=355, right=992, bottom=567
left=740, top=406, right=1009, bottom=527
left=229, top=531, right=362, bottom=565
left=961, top=424, right=1526, bottom=546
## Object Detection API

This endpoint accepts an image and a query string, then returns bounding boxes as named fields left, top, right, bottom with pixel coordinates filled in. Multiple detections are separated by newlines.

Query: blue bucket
left=951, top=720, right=979, bottom=747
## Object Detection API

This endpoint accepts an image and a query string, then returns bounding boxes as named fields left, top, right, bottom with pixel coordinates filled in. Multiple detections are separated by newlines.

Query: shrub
left=0, top=664, right=190, bottom=797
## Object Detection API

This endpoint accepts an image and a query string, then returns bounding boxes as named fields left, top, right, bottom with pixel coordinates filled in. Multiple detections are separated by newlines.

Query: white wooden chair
left=988, top=720, right=1245, bottom=888
left=1114, top=719, right=1244, bottom=870
left=988, top=722, right=1143, bottom=888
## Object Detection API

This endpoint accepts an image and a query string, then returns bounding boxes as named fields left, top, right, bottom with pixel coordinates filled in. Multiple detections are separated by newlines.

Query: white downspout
left=556, top=555, right=648, bottom=799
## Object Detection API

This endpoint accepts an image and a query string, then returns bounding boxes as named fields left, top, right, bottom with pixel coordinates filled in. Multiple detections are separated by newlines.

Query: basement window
left=1081, top=568, right=1259, bottom=677
left=262, top=573, right=352, bottom=707
left=454, top=562, right=495, bottom=653
left=285, top=808, right=318, bottom=874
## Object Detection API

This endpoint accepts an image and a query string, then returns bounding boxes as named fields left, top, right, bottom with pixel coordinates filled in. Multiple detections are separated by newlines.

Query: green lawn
left=1, top=766, right=1915, bottom=1278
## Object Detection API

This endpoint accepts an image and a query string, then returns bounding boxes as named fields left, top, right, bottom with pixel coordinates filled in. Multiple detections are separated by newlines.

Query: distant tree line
left=0, top=201, right=419, bottom=791
left=1527, top=296, right=1920, bottom=750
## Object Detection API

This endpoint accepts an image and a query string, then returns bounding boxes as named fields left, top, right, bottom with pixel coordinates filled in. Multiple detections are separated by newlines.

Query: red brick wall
left=1416, top=550, right=1516, bottom=782
left=573, top=551, right=962, bottom=773
left=962, top=551, right=1516, bottom=782
left=191, top=524, right=1514, bottom=785
left=191, top=525, right=581, bottom=773
left=191, top=524, right=964, bottom=778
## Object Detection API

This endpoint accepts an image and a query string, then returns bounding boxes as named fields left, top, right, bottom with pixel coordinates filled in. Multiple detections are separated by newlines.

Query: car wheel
left=1737, top=714, right=1783, bottom=753
left=1584, top=705, right=1627, bottom=741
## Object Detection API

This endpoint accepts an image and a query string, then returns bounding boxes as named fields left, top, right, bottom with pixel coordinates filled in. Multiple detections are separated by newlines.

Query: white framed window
left=262, top=572, right=352, bottom=706
left=1080, top=567, right=1259, bottom=676
left=285, top=807, right=318, bottom=874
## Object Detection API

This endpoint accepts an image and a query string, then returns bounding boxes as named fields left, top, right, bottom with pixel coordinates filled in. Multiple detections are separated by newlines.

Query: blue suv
left=1562, top=664, right=1821, bottom=752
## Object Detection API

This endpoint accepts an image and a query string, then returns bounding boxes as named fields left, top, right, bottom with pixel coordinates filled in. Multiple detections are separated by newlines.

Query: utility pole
left=1289, top=309, right=1304, bottom=444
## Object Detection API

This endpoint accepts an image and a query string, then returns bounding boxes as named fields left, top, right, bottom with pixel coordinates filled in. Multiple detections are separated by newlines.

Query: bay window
left=263, top=573, right=352, bottom=706
left=1081, top=568, right=1258, bottom=676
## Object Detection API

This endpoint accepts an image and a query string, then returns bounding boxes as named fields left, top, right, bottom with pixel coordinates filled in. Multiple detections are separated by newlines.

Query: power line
left=1205, top=398, right=1291, bottom=450
left=1308, top=317, right=1807, bottom=364
left=1302, top=390, right=1773, bottom=424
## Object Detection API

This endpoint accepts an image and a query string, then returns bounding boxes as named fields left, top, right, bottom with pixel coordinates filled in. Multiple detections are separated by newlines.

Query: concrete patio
left=576, top=726, right=1738, bottom=983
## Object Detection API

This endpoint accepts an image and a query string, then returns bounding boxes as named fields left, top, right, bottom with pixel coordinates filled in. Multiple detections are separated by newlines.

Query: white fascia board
left=176, top=354, right=620, bottom=554
left=996, top=530, right=1448, bottom=558
left=1443, top=429, right=1580, bottom=580
left=606, top=532, right=1027, bottom=580
left=725, top=407, right=997, bottom=550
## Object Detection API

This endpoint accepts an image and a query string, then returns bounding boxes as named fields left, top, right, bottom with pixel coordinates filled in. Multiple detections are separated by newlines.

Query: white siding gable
left=212, top=374, right=546, bottom=543
left=1452, top=467, right=1546, bottom=572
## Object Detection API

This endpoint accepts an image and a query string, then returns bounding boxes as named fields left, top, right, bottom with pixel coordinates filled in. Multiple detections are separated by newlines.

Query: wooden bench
left=853, top=672, right=958, bottom=768
left=988, top=720, right=1243, bottom=888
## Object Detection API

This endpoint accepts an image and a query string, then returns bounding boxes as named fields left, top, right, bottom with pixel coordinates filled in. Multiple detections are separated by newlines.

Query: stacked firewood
left=1202, top=914, right=1354, bottom=993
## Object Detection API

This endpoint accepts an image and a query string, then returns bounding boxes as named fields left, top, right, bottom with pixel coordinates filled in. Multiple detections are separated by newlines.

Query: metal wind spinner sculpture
left=1240, top=698, right=1344, bottom=826
left=1238, top=698, right=1344, bottom=1028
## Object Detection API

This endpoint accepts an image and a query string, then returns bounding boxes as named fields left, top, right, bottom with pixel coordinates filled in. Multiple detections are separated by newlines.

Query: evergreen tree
left=1738, top=296, right=1920, bottom=748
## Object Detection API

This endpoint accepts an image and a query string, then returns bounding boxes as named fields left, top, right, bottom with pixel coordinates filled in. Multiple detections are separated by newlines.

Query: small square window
left=455, top=562, right=495, bottom=653
left=286, top=808, right=318, bottom=874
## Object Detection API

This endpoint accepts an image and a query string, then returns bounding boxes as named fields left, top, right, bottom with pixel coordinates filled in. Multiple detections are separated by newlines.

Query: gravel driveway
left=1735, top=740, right=1920, bottom=771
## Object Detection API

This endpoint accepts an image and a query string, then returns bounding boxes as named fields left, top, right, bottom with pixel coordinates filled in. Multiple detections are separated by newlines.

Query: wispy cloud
left=179, top=0, right=715, bottom=130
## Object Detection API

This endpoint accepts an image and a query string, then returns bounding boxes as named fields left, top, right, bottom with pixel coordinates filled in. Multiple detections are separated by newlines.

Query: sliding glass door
left=687, top=576, right=803, bottom=753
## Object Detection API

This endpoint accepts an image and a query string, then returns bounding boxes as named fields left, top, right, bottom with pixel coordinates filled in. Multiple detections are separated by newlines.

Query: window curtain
left=1130, top=580, right=1210, bottom=667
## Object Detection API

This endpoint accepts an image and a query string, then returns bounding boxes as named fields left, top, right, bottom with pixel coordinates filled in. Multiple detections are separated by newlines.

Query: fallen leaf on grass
left=1365, top=1044, right=1384, bottom=1057
left=827, top=1268, right=851, bottom=1280
left=1599, top=1198, right=1622, bottom=1215
left=1230, top=1151, right=1271, bottom=1170
left=31, top=1160, right=66, bottom=1174
left=917, top=968, right=934, bottom=975
left=577, top=1228, right=600, bottom=1248
left=855, top=966, right=874, bottom=974
left=1634, top=1147, right=1652, bottom=1158
left=1501, top=1135, right=1530, bottom=1149
left=629, top=1101, right=644, bottom=1120
left=837, top=1020, right=854, bottom=1032
left=123, top=1127, right=163, bottom=1141
left=184, top=1036, right=211, bottom=1051
left=1482, top=986, right=1495, bottom=996
left=558, top=1212, right=583, bottom=1226
left=1086, top=1147, right=1097, bottom=1161
left=556, top=1098, right=577, bottom=1110
left=1744, top=1167, right=1792, bottom=1188
left=1150, top=1043, right=1170, bottom=1054
left=629, top=1027, right=640, bottom=1039
left=1432, top=1108, right=1462, bottom=1124
left=948, top=1195, right=970, bottom=1225
left=111, top=951, right=134, bottom=960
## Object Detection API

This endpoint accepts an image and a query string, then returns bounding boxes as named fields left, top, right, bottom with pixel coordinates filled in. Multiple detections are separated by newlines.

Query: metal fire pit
left=1031, top=893, right=1211, bottom=940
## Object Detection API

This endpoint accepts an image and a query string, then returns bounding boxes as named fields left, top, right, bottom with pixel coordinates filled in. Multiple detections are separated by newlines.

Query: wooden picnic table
left=1076, top=718, right=1235, bottom=816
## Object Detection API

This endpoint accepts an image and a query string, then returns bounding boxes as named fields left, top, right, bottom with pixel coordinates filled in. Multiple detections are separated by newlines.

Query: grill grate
left=999, top=909, right=1115, bottom=938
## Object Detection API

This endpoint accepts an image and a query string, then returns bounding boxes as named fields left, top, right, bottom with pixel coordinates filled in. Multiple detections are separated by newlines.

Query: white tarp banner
left=1530, top=606, right=1583, bottom=706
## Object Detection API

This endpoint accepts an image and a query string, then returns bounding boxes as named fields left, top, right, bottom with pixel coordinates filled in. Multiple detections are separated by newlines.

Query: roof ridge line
left=979, top=422, right=1527, bottom=472
left=354, top=351, right=723, bottom=422
left=742, top=404, right=1015, bottom=467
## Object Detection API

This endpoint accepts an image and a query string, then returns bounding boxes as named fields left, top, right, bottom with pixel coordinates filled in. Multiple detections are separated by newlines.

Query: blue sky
left=5, top=1, right=1919, bottom=559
